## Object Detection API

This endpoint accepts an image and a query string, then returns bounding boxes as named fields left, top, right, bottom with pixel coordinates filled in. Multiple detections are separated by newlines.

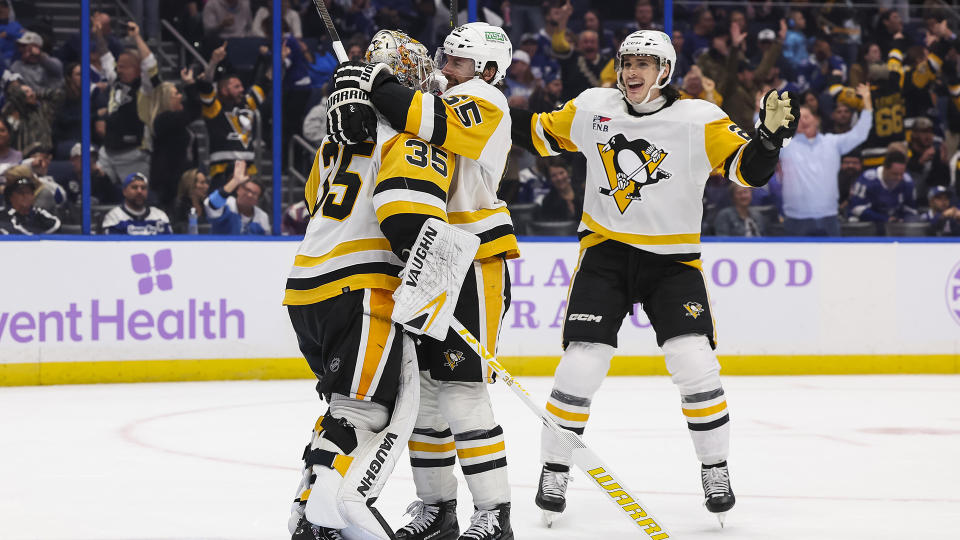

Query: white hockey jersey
left=527, top=88, right=754, bottom=255
left=392, top=78, right=518, bottom=260
left=283, top=120, right=455, bottom=306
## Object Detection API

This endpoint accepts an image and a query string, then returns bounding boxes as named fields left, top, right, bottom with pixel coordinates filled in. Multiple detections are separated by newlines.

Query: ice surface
left=1, top=375, right=958, bottom=539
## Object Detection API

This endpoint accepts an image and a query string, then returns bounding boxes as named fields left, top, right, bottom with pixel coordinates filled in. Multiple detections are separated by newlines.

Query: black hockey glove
left=756, top=89, right=800, bottom=149
left=326, top=87, right=378, bottom=145
left=330, top=60, right=393, bottom=93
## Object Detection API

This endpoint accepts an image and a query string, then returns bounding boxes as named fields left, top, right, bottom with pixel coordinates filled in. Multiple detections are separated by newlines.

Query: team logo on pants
left=596, top=134, right=672, bottom=213
left=443, top=349, right=465, bottom=370
left=683, top=301, right=704, bottom=319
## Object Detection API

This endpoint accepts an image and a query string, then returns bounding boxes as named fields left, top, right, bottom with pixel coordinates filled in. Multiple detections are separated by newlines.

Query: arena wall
left=1, top=238, right=958, bottom=385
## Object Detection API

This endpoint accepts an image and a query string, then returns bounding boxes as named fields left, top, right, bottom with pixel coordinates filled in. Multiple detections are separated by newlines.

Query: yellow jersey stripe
left=408, top=441, right=457, bottom=452
left=283, top=274, right=401, bottom=305
left=581, top=213, right=701, bottom=246
left=293, top=238, right=394, bottom=268
left=375, top=201, right=447, bottom=223
left=682, top=401, right=728, bottom=418
left=448, top=207, right=511, bottom=224
left=546, top=401, right=590, bottom=422
left=456, top=441, right=506, bottom=459
left=538, top=100, right=579, bottom=152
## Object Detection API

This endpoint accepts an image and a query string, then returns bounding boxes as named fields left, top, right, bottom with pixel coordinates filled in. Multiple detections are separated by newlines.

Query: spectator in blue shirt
left=923, top=186, right=960, bottom=236
left=204, top=160, right=271, bottom=235
left=795, top=38, right=847, bottom=93
left=848, top=150, right=918, bottom=233
left=779, top=84, right=873, bottom=236
left=101, top=172, right=173, bottom=235
left=782, top=10, right=810, bottom=69
left=0, top=0, right=24, bottom=65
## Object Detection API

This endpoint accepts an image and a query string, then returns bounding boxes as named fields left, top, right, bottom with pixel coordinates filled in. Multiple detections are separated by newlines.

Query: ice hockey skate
left=291, top=518, right=343, bottom=540
left=534, top=463, right=570, bottom=527
left=701, top=461, right=736, bottom=527
left=459, top=502, right=513, bottom=540
left=395, top=499, right=458, bottom=540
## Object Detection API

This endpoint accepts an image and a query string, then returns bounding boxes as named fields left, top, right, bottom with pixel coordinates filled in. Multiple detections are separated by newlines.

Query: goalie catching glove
left=392, top=218, right=480, bottom=340
left=756, top=89, right=799, bottom=148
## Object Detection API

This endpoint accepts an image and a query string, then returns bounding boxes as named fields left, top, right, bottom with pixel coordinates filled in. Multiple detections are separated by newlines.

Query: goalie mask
left=616, top=30, right=676, bottom=105
left=365, top=29, right=435, bottom=93
left=435, top=22, right=512, bottom=85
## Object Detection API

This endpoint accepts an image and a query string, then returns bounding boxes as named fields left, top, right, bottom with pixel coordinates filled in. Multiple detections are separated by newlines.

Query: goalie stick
left=311, top=0, right=348, bottom=62
left=448, top=318, right=672, bottom=538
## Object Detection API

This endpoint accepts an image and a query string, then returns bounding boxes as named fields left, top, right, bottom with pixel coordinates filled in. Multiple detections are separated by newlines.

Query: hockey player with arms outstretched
left=327, top=23, right=518, bottom=540
left=509, top=30, right=799, bottom=527
left=283, top=31, right=456, bottom=540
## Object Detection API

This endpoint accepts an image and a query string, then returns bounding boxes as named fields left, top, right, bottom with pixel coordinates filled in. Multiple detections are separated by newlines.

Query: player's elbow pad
left=509, top=108, right=537, bottom=153
left=734, top=138, right=779, bottom=187
left=380, top=213, right=432, bottom=261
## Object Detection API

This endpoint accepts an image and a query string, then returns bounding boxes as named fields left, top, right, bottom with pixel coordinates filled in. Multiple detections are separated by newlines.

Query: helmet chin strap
left=630, top=65, right=669, bottom=106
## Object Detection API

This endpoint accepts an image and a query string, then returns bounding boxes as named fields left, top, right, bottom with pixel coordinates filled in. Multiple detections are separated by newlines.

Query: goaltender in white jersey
left=511, top=30, right=800, bottom=528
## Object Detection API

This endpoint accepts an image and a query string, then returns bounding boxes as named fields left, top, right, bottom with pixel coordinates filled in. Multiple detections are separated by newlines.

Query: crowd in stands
left=2, top=0, right=960, bottom=238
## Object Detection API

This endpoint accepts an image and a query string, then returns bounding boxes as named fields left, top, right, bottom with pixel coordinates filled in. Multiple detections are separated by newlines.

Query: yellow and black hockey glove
left=756, top=89, right=799, bottom=148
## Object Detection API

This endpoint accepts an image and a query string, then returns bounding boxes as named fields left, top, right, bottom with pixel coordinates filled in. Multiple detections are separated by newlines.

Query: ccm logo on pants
left=568, top=313, right=603, bottom=322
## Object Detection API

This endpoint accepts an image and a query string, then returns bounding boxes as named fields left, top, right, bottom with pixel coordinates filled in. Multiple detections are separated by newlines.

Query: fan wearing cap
left=100, top=172, right=171, bottom=235
left=510, top=29, right=800, bottom=527
left=906, top=117, right=949, bottom=205
left=504, top=49, right=535, bottom=100
left=10, top=30, right=63, bottom=89
left=923, top=185, right=960, bottom=236
left=202, top=159, right=269, bottom=235
left=0, top=174, right=60, bottom=235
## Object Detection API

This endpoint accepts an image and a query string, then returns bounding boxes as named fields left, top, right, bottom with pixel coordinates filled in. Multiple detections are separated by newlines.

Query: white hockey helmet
left=616, top=30, right=676, bottom=104
left=365, top=29, right=435, bottom=93
left=436, top=22, right=512, bottom=85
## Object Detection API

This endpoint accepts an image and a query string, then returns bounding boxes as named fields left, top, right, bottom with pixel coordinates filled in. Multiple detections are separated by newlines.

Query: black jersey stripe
left=453, top=425, right=504, bottom=442
left=476, top=224, right=516, bottom=245
left=430, top=95, right=448, bottom=146
left=410, top=456, right=456, bottom=468
left=461, top=457, right=507, bottom=476
left=687, top=414, right=730, bottom=432
left=374, top=177, right=448, bottom=201
left=285, top=262, right=403, bottom=291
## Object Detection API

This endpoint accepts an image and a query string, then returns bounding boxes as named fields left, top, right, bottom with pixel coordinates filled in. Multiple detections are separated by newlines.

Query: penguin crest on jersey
left=596, top=133, right=672, bottom=213
left=225, top=107, right=255, bottom=147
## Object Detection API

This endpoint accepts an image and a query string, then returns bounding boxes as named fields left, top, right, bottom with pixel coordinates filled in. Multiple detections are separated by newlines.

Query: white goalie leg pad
left=541, top=341, right=614, bottom=465
left=663, top=333, right=730, bottom=465
left=305, top=335, right=421, bottom=539
left=393, top=218, right=480, bottom=340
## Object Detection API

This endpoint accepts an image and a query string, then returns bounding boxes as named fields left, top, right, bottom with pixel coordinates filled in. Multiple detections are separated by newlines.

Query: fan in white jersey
left=509, top=30, right=799, bottom=527
left=283, top=30, right=457, bottom=540
left=327, top=22, right=518, bottom=540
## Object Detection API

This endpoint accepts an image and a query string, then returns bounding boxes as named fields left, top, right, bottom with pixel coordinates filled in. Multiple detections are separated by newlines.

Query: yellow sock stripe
left=313, top=416, right=325, bottom=432
left=546, top=401, right=590, bottom=422
left=456, top=441, right=506, bottom=459
left=408, top=441, right=456, bottom=452
left=682, top=401, right=728, bottom=418
left=332, top=455, right=353, bottom=477
left=299, top=489, right=311, bottom=502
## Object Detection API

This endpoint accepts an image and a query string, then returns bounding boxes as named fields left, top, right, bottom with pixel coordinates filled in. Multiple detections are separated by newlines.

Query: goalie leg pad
left=541, top=341, right=614, bottom=466
left=304, top=335, right=421, bottom=538
left=663, top=333, right=729, bottom=465
left=393, top=218, right=481, bottom=340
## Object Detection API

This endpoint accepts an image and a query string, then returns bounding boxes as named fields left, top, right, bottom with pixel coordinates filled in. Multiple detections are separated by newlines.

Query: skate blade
left=715, top=511, right=727, bottom=528
left=541, top=510, right=561, bottom=528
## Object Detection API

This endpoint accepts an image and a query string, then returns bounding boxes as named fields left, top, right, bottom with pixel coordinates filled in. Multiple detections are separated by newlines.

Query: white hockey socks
left=408, top=373, right=458, bottom=504
left=663, top=334, right=730, bottom=465
left=541, top=341, right=614, bottom=466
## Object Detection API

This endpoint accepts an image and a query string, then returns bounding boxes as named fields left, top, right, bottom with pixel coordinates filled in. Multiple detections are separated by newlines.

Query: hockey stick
left=449, top=318, right=672, bottom=539
left=450, top=0, right=458, bottom=28
left=311, top=0, right=348, bottom=62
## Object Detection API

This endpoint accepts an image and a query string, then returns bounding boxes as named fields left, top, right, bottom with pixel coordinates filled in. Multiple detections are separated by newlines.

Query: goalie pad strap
left=321, top=415, right=359, bottom=454
left=304, top=448, right=339, bottom=469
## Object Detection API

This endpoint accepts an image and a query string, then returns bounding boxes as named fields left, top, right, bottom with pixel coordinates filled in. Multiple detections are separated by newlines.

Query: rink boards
left=1, top=238, right=958, bottom=385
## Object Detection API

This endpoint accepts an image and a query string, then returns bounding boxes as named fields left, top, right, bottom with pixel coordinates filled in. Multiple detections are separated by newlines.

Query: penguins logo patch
left=596, top=134, right=672, bottom=213
left=225, top=107, right=255, bottom=147
left=443, top=349, right=465, bottom=371
left=683, top=302, right=704, bottom=319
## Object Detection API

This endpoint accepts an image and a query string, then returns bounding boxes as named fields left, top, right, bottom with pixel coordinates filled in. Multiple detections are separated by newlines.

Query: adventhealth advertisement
left=1, top=241, right=958, bottom=377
